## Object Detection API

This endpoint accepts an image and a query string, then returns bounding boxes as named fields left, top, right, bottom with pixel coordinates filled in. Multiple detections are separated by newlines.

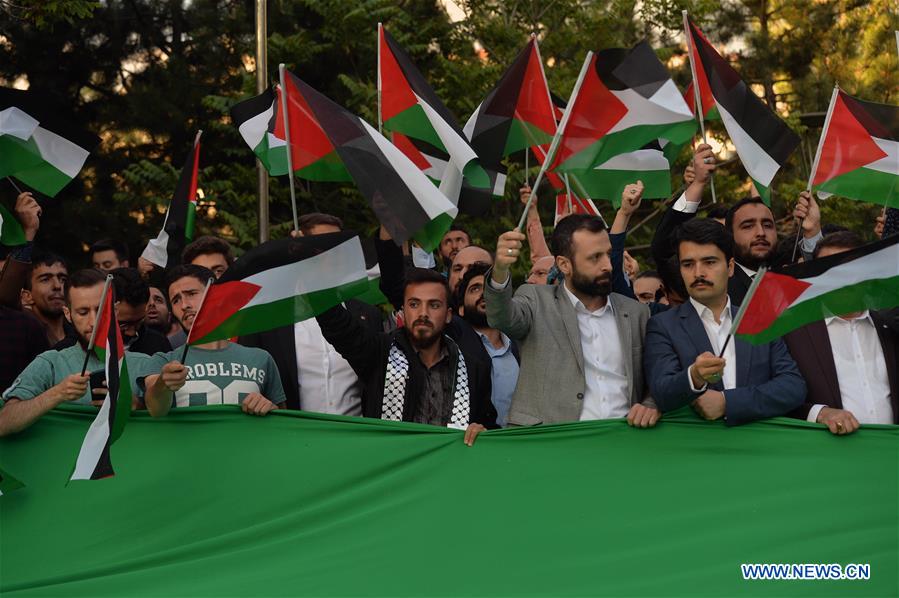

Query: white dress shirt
left=294, top=318, right=363, bottom=416
left=560, top=284, right=631, bottom=420
left=687, top=297, right=737, bottom=391
left=806, top=312, right=894, bottom=425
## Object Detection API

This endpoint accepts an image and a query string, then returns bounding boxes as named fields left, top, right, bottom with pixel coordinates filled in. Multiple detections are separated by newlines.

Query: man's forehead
left=679, top=241, right=725, bottom=260
left=733, top=203, right=774, bottom=224
left=34, top=263, right=67, bottom=275
left=571, top=228, right=610, bottom=251
left=69, top=282, right=103, bottom=303
left=405, top=282, right=447, bottom=301
left=169, top=277, right=204, bottom=296
left=466, top=274, right=486, bottom=290
left=454, top=247, right=491, bottom=265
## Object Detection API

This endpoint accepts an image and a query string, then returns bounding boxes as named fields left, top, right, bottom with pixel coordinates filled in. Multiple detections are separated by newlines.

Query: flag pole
left=255, top=0, right=270, bottom=243
left=683, top=10, right=718, bottom=204
left=5, top=177, right=23, bottom=195
left=377, top=23, right=383, bottom=134
left=278, top=63, right=301, bottom=233
left=80, top=275, right=114, bottom=376
left=516, top=51, right=593, bottom=231
left=180, top=277, right=214, bottom=364
left=716, top=266, right=767, bottom=358
left=791, top=84, right=839, bottom=262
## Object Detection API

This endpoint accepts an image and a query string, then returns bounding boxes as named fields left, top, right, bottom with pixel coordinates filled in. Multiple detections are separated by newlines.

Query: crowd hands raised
left=1, top=143, right=896, bottom=443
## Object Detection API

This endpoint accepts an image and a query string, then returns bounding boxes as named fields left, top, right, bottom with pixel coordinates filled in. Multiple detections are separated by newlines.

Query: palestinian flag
left=683, top=80, right=719, bottom=122
left=685, top=17, right=800, bottom=203
left=186, top=232, right=370, bottom=345
left=279, top=68, right=458, bottom=251
left=550, top=42, right=696, bottom=175
left=0, top=202, right=26, bottom=246
left=390, top=131, right=448, bottom=185
left=810, top=89, right=898, bottom=208
left=736, top=234, right=899, bottom=345
left=0, top=467, right=25, bottom=495
left=555, top=193, right=601, bottom=224
left=139, top=132, right=201, bottom=268
left=70, top=287, right=132, bottom=481
left=230, top=86, right=288, bottom=175
left=378, top=25, right=489, bottom=192
left=0, top=89, right=98, bottom=197
left=573, top=141, right=673, bottom=207
left=353, top=236, right=390, bottom=307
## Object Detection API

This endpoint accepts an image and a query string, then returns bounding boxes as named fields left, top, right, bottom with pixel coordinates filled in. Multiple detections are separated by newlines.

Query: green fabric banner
left=1, top=405, right=897, bottom=596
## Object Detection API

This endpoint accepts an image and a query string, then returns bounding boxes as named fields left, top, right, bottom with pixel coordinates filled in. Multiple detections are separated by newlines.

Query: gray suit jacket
left=485, top=278, right=652, bottom=425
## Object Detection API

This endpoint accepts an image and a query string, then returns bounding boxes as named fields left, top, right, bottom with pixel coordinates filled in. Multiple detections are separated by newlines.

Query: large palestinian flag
left=685, top=17, right=800, bottom=203
left=186, top=232, right=370, bottom=345
left=230, top=87, right=288, bottom=175
left=140, top=132, right=202, bottom=268
left=736, top=234, right=899, bottom=345
left=0, top=88, right=98, bottom=197
left=0, top=467, right=25, bottom=495
left=810, top=89, right=898, bottom=208
left=70, top=285, right=132, bottom=481
left=574, top=141, right=673, bottom=207
left=279, top=68, right=458, bottom=251
left=549, top=42, right=696, bottom=176
left=378, top=25, right=489, bottom=193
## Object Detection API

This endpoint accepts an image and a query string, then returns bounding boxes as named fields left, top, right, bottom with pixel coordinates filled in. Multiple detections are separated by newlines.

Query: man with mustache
left=316, top=267, right=496, bottom=445
left=138, top=264, right=286, bottom=417
left=0, top=269, right=151, bottom=436
left=643, top=219, right=805, bottom=425
left=485, top=214, right=658, bottom=427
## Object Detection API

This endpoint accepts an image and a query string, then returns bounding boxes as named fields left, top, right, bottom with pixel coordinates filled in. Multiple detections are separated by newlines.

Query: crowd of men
left=1, top=145, right=896, bottom=442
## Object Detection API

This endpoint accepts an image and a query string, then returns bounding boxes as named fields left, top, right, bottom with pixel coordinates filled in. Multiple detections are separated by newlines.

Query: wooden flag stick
left=683, top=10, right=718, bottom=204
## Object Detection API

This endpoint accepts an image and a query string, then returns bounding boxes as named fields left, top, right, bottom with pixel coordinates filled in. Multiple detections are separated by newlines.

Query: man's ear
left=727, top=257, right=735, bottom=277
left=445, top=306, right=453, bottom=324
left=556, top=255, right=572, bottom=278
left=63, top=305, right=72, bottom=324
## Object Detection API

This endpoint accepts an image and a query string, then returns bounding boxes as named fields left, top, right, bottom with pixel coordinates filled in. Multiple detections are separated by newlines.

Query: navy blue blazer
left=644, top=301, right=806, bottom=426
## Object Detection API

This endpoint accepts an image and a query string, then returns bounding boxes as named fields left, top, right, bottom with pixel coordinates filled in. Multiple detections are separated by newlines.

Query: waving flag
left=0, top=202, right=26, bottom=246
left=230, top=87, right=288, bottom=175
left=70, top=287, right=132, bottom=481
left=186, top=233, right=370, bottom=345
left=736, top=235, right=899, bottom=345
left=810, top=89, right=898, bottom=207
left=140, top=132, right=202, bottom=268
left=685, top=17, right=800, bottom=203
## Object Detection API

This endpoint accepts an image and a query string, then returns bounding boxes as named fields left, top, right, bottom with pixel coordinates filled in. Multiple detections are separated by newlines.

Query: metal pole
left=255, top=0, right=269, bottom=243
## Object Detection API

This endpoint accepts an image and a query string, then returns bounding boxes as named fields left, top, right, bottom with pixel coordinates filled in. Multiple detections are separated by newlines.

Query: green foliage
left=0, top=0, right=894, bottom=272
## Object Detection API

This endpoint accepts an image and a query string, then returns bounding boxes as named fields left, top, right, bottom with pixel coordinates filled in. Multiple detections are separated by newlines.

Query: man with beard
left=146, top=286, right=187, bottom=347
left=316, top=267, right=496, bottom=444
left=643, top=219, right=805, bottom=426
left=0, top=269, right=151, bottom=436
left=438, top=225, right=471, bottom=270
left=22, top=251, right=72, bottom=345
left=447, top=245, right=493, bottom=296
left=456, top=263, right=520, bottom=427
left=485, top=214, right=658, bottom=427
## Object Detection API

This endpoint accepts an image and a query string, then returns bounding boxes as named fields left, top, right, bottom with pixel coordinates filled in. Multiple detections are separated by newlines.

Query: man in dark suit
left=784, top=231, right=898, bottom=433
left=644, top=219, right=806, bottom=425
left=239, top=213, right=382, bottom=413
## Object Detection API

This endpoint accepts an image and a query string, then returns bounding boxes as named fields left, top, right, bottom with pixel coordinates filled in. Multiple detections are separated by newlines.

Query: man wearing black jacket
left=316, top=268, right=496, bottom=445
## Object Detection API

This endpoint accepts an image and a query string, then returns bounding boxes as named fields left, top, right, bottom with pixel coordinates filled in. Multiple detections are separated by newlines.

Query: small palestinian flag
left=810, top=89, right=898, bottom=207
left=736, top=234, right=899, bottom=345
left=574, top=141, right=673, bottom=207
left=230, top=87, right=288, bottom=175
left=550, top=42, right=696, bottom=175
left=140, top=132, right=201, bottom=269
left=279, top=68, right=458, bottom=251
left=0, top=88, right=98, bottom=197
left=683, top=80, right=719, bottom=122
left=378, top=25, right=489, bottom=192
left=186, top=232, right=370, bottom=345
left=70, top=287, right=132, bottom=481
left=0, top=467, right=25, bottom=495
left=685, top=16, right=800, bottom=203
left=0, top=202, right=26, bottom=246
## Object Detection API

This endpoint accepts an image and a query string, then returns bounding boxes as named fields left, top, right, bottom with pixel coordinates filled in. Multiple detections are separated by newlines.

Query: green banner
left=1, top=405, right=897, bottom=596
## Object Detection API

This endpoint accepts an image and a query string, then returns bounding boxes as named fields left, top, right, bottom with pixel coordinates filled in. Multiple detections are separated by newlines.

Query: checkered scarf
left=381, top=340, right=470, bottom=429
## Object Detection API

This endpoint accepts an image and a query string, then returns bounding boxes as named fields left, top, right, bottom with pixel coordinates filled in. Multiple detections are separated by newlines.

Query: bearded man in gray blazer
left=485, top=211, right=658, bottom=428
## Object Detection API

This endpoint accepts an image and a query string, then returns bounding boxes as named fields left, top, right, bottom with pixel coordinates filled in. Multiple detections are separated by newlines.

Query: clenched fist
left=492, top=230, right=527, bottom=284
left=159, top=361, right=188, bottom=392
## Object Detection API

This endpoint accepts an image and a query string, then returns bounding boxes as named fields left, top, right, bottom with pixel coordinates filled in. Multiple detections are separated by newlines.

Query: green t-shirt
left=2, top=344, right=149, bottom=406
left=139, top=343, right=286, bottom=408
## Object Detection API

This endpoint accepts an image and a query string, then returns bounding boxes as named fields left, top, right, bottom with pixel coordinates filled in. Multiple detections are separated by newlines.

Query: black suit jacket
left=784, top=312, right=899, bottom=423
left=239, top=300, right=382, bottom=410
left=651, top=203, right=753, bottom=305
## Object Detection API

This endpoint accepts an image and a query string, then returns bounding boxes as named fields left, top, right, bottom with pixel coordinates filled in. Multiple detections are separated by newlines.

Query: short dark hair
left=674, top=218, right=735, bottom=261
left=182, top=236, right=234, bottom=266
left=165, top=263, right=215, bottom=298
left=65, top=268, right=106, bottom=302
left=444, top=224, right=471, bottom=243
left=297, top=213, right=344, bottom=235
left=25, top=250, right=67, bottom=291
left=657, top=255, right=687, bottom=302
left=550, top=214, right=607, bottom=260
left=89, top=239, right=128, bottom=262
left=455, top=262, right=491, bottom=307
left=634, top=270, right=661, bottom=282
left=725, top=197, right=770, bottom=233
left=706, top=204, right=729, bottom=221
left=110, top=267, right=150, bottom=307
left=403, top=267, right=452, bottom=304
left=814, top=230, right=864, bottom=259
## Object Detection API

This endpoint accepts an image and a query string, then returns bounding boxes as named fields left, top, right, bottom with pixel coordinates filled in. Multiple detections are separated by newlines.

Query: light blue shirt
left=477, top=331, right=519, bottom=427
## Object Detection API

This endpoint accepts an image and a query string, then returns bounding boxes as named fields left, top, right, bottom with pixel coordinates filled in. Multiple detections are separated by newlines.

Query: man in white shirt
left=484, top=214, right=658, bottom=427
left=644, top=219, right=806, bottom=425
left=784, top=231, right=898, bottom=433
